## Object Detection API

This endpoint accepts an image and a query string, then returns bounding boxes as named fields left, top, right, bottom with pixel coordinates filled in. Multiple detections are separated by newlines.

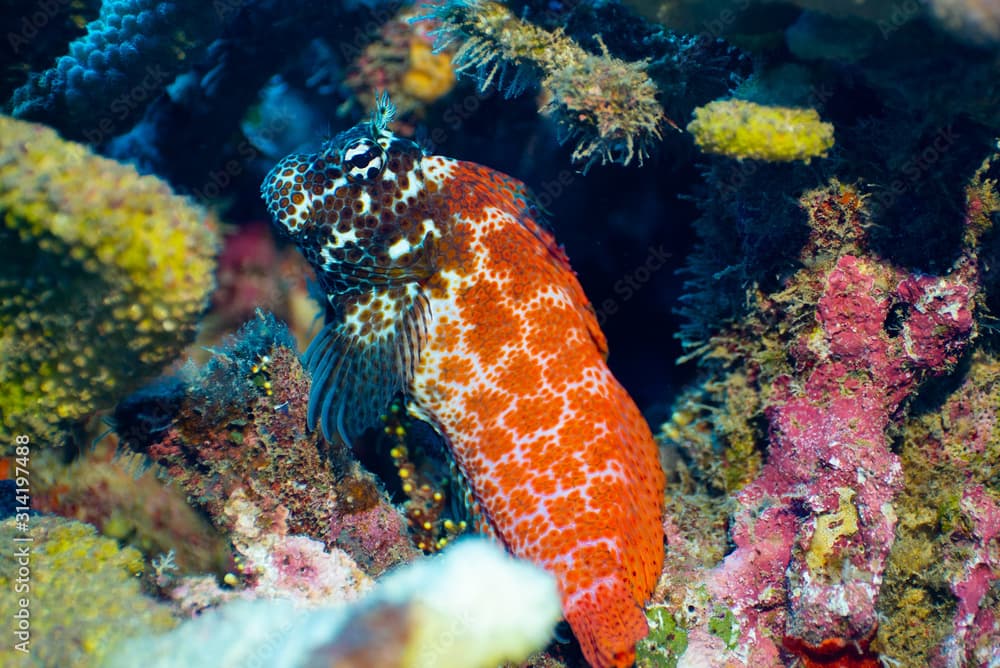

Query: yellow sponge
left=687, top=99, right=835, bottom=163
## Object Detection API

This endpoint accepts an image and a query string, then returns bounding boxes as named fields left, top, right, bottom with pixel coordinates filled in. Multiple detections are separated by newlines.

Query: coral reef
left=8, top=0, right=225, bottom=142
left=659, top=369, right=764, bottom=494
left=657, top=170, right=996, bottom=665
left=0, top=515, right=176, bottom=668
left=222, top=490, right=375, bottom=605
left=623, top=0, right=1000, bottom=46
left=0, top=0, right=100, bottom=102
left=203, top=221, right=319, bottom=352
left=30, top=438, right=230, bottom=574
left=426, top=0, right=666, bottom=168
left=0, top=115, right=216, bottom=447
left=876, top=347, right=1000, bottom=660
left=101, top=1, right=345, bottom=202
left=106, top=538, right=561, bottom=668
left=3, top=1, right=1000, bottom=666
left=118, top=312, right=418, bottom=577
left=686, top=99, right=834, bottom=163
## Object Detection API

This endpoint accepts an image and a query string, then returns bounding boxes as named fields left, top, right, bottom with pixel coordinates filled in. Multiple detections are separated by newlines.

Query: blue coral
left=9, top=1, right=225, bottom=142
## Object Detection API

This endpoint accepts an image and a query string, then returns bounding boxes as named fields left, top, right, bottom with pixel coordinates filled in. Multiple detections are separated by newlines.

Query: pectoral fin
left=303, top=283, right=429, bottom=444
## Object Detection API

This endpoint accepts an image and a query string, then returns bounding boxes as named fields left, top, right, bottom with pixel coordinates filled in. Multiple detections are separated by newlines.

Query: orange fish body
left=262, top=97, right=664, bottom=667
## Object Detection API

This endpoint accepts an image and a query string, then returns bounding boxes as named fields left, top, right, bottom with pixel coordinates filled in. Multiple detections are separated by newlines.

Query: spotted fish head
left=261, top=94, right=443, bottom=294
left=261, top=95, right=448, bottom=444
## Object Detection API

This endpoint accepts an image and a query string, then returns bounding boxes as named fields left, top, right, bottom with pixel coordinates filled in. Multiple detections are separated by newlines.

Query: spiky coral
left=0, top=116, right=216, bottom=447
left=0, top=516, right=176, bottom=668
left=425, top=0, right=664, bottom=169
left=687, top=99, right=834, bottom=163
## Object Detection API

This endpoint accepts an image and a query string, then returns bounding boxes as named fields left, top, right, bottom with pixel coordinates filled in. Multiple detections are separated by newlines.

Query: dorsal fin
left=303, top=282, right=429, bottom=444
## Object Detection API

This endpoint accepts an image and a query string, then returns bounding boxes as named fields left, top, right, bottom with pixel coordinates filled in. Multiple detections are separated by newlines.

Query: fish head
left=261, top=96, right=443, bottom=289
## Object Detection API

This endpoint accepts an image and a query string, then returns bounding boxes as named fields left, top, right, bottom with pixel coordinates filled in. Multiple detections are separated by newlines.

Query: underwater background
left=1, top=0, right=1000, bottom=666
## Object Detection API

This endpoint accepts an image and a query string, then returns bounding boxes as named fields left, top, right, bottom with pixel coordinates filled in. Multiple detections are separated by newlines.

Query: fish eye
left=342, top=138, right=386, bottom=183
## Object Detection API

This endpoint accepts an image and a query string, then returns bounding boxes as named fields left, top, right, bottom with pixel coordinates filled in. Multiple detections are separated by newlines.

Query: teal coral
left=8, top=0, right=225, bottom=142
left=0, top=115, right=217, bottom=446
left=0, top=0, right=100, bottom=103
left=426, top=0, right=665, bottom=169
left=686, top=99, right=834, bottom=163
left=0, top=516, right=176, bottom=667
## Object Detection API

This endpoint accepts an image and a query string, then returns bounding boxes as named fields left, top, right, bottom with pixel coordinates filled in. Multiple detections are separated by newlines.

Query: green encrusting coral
left=686, top=99, right=834, bottom=163
left=0, top=116, right=217, bottom=446
left=0, top=516, right=176, bottom=667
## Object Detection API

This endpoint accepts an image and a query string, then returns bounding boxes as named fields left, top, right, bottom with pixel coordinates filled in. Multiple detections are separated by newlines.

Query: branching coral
left=1, top=0, right=100, bottom=102
left=8, top=0, right=225, bottom=142
left=0, top=116, right=216, bottom=447
left=0, top=516, right=176, bottom=668
left=425, top=0, right=665, bottom=169
left=687, top=99, right=834, bottom=163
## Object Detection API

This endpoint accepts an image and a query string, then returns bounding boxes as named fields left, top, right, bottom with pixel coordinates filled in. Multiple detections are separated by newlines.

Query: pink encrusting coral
left=703, top=182, right=985, bottom=664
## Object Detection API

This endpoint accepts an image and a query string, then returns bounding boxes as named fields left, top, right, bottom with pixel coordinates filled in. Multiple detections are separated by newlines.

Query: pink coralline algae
left=118, top=313, right=418, bottom=587
left=703, top=182, right=986, bottom=665
left=222, top=488, right=373, bottom=605
left=946, top=485, right=1000, bottom=666
left=874, top=330, right=1000, bottom=664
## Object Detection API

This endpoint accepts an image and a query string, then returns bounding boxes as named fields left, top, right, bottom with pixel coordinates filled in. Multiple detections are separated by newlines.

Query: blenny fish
left=261, top=96, right=665, bottom=668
